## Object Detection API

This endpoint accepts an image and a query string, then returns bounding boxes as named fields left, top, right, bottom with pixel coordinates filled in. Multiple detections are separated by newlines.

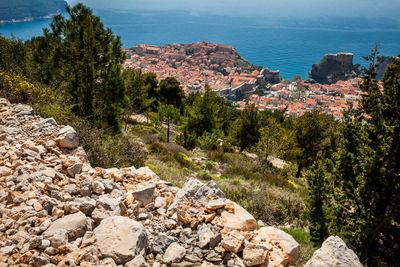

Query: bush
left=197, top=131, right=221, bottom=150
left=197, top=171, right=213, bottom=181
left=217, top=179, right=305, bottom=225
left=78, top=125, right=148, bottom=168
left=142, top=133, right=159, bottom=144
left=204, top=161, right=214, bottom=170
left=149, top=142, right=169, bottom=155
left=173, top=152, right=193, bottom=168
left=207, top=150, right=228, bottom=163
left=164, top=142, right=189, bottom=155
left=0, top=72, right=55, bottom=105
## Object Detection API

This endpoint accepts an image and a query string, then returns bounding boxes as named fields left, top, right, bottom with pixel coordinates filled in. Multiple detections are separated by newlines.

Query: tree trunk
left=296, top=162, right=303, bottom=178
left=167, top=119, right=170, bottom=143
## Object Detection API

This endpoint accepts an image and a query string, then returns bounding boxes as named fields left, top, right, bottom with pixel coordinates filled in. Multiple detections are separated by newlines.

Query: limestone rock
left=221, top=202, right=256, bottom=231
left=168, top=178, right=203, bottom=212
left=93, top=216, right=147, bottom=264
left=43, top=211, right=90, bottom=242
left=132, top=182, right=156, bottom=206
left=242, top=243, right=269, bottom=266
left=220, top=230, right=245, bottom=253
left=152, top=234, right=177, bottom=255
left=258, top=227, right=300, bottom=265
left=225, top=253, right=245, bottom=267
left=56, top=126, right=79, bottom=149
left=198, top=224, right=214, bottom=248
left=304, top=236, right=362, bottom=267
left=163, top=242, right=186, bottom=264
left=67, top=162, right=83, bottom=177
left=193, top=181, right=225, bottom=203
left=125, top=255, right=149, bottom=267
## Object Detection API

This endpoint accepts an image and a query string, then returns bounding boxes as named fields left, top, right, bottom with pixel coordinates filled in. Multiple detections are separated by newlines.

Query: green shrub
left=197, top=131, right=221, bottom=150
left=207, top=150, right=228, bottom=163
left=197, top=171, right=213, bottom=181
left=174, top=152, right=193, bottom=168
left=142, top=133, right=159, bottom=144
left=164, top=143, right=189, bottom=155
left=149, top=142, right=168, bottom=155
left=204, top=161, right=214, bottom=170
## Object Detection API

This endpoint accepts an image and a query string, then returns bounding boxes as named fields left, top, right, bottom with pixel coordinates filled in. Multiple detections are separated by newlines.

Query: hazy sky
left=67, top=0, right=400, bottom=19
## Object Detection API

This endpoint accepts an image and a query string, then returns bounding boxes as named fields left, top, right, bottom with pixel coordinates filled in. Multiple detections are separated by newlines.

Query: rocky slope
left=0, top=98, right=362, bottom=266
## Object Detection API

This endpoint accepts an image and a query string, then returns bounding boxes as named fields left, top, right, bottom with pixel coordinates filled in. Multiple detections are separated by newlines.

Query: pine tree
left=231, top=103, right=261, bottom=151
left=332, top=47, right=400, bottom=265
left=28, top=4, right=128, bottom=131
left=158, top=104, right=180, bottom=142
left=306, top=160, right=329, bottom=246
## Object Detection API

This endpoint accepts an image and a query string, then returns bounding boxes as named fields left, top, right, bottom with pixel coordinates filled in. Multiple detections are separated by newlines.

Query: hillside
left=0, top=98, right=363, bottom=266
left=0, top=0, right=66, bottom=22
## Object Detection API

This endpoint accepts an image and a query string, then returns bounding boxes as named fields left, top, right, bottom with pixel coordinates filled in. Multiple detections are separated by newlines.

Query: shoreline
left=0, top=12, right=60, bottom=25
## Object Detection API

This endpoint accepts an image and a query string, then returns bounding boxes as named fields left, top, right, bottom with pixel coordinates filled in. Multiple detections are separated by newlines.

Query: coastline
left=0, top=12, right=60, bottom=25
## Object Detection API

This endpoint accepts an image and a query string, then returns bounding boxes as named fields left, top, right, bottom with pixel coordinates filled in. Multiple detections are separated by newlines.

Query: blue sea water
left=1, top=9, right=400, bottom=79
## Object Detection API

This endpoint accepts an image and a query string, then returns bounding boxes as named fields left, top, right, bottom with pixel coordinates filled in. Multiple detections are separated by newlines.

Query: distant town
left=123, top=41, right=370, bottom=120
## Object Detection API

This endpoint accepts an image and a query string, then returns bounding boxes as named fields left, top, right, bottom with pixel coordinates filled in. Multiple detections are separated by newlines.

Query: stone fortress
left=323, top=53, right=354, bottom=65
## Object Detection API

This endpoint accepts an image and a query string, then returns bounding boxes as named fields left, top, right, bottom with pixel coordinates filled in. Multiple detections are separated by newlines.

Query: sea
left=1, top=9, right=400, bottom=80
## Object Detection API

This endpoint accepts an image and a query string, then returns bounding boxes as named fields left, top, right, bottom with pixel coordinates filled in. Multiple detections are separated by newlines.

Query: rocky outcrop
left=305, top=236, right=363, bottom=267
left=309, top=52, right=360, bottom=84
left=0, top=98, right=360, bottom=266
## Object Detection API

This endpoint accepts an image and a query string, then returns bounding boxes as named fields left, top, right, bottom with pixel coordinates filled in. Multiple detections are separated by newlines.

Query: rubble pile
left=0, top=98, right=361, bottom=266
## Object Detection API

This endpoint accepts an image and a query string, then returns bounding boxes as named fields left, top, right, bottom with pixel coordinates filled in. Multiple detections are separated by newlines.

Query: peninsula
left=123, top=41, right=280, bottom=100
left=0, top=0, right=67, bottom=23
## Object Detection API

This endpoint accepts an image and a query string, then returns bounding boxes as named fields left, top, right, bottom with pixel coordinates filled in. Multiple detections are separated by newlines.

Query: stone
left=198, top=224, right=214, bottom=248
left=77, top=198, right=97, bottom=216
left=80, top=179, right=93, bottom=197
left=206, top=199, right=226, bottom=210
left=225, top=252, right=246, bottom=267
left=32, top=255, right=50, bottom=266
left=67, top=162, right=83, bottom=177
left=220, top=230, right=245, bottom=253
left=192, top=181, right=225, bottom=203
left=172, top=262, right=195, bottom=267
left=154, top=196, right=167, bottom=209
left=243, top=243, right=269, bottom=266
left=152, top=234, right=177, bottom=254
left=163, top=242, right=186, bottom=264
left=125, top=255, right=149, bottom=267
left=221, top=202, right=256, bottom=231
left=165, top=219, right=177, bottom=230
left=132, top=182, right=156, bottom=206
left=92, top=180, right=105, bottom=195
left=43, top=211, right=91, bottom=242
left=33, top=202, right=43, bottom=211
left=0, top=245, right=15, bottom=255
left=134, top=166, right=158, bottom=179
left=258, top=227, right=300, bottom=265
left=168, top=178, right=203, bottom=212
left=0, top=166, right=12, bottom=177
left=177, top=209, right=191, bottom=224
left=93, top=216, right=147, bottom=264
left=56, top=126, right=79, bottom=149
left=304, top=236, right=362, bottom=267
left=209, top=233, right=222, bottom=248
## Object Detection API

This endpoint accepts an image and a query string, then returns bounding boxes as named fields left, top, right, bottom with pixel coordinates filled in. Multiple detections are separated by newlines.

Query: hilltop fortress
left=123, top=41, right=280, bottom=100
left=309, top=52, right=360, bottom=84
left=323, top=53, right=354, bottom=65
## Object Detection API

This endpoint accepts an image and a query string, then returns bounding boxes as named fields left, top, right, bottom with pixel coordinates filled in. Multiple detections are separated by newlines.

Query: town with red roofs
left=123, top=41, right=377, bottom=120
